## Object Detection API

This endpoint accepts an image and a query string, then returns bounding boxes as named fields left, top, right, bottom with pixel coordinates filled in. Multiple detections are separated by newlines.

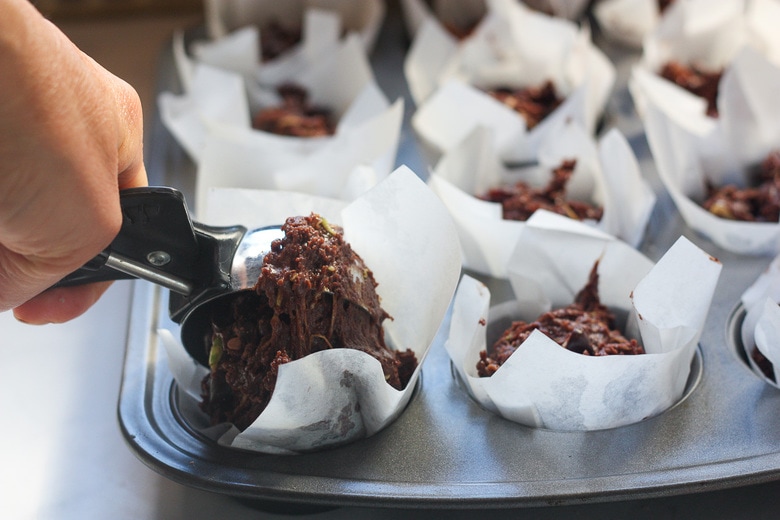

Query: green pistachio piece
left=319, top=217, right=337, bottom=236
left=208, top=334, right=224, bottom=369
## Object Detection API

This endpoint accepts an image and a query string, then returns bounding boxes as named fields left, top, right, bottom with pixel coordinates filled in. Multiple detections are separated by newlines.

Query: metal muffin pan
left=117, top=13, right=780, bottom=509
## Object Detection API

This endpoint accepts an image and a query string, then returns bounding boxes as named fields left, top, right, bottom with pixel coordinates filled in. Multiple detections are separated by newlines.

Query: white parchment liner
left=158, top=33, right=403, bottom=215
left=592, top=0, right=663, bottom=49
left=202, top=0, right=385, bottom=54
left=427, top=120, right=656, bottom=278
left=445, top=211, right=722, bottom=430
left=741, top=254, right=780, bottom=388
left=185, top=14, right=344, bottom=90
left=629, top=0, right=780, bottom=120
left=407, top=0, right=615, bottom=164
left=592, top=0, right=780, bottom=50
left=183, top=6, right=384, bottom=92
left=399, top=0, right=591, bottom=39
left=160, top=167, right=462, bottom=454
left=637, top=45, right=780, bottom=255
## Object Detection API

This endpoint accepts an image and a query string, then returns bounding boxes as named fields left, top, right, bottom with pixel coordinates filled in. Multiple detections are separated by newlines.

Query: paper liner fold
left=158, top=34, right=403, bottom=217
left=445, top=211, right=721, bottom=430
left=160, top=167, right=462, bottom=453
left=400, top=0, right=591, bottom=39
left=741, top=254, right=780, bottom=388
left=428, top=121, right=655, bottom=278
left=202, top=0, right=385, bottom=53
left=630, top=0, right=780, bottom=122
left=593, top=0, right=662, bottom=49
left=636, top=45, right=780, bottom=254
left=406, top=0, right=615, bottom=164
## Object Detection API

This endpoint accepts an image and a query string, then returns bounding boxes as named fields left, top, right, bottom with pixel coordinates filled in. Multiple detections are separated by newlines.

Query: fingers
left=90, top=51, right=148, bottom=191
left=12, top=282, right=113, bottom=324
left=0, top=1, right=148, bottom=321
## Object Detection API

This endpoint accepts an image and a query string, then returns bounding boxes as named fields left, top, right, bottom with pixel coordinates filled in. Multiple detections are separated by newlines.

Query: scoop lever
left=55, top=186, right=247, bottom=323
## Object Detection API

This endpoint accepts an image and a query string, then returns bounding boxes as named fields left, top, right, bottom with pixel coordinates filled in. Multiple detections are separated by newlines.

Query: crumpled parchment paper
left=160, top=167, right=463, bottom=453
left=445, top=211, right=722, bottom=430
left=406, top=0, right=615, bottom=165
left=427, top=120, right=655, bottom=277
left=636, top=45, right=780, bottom=254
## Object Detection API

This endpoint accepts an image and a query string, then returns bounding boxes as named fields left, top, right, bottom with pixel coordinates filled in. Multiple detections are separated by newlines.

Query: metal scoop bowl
left=56, top=186, right=282, bottom=366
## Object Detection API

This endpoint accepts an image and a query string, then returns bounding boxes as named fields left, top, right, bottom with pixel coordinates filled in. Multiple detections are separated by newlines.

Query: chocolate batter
left=477, top=261, right=643, bottom=377
left=201, top=214, right=417, bottom=429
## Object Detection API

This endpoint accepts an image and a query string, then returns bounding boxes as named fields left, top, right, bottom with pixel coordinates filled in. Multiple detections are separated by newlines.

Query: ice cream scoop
left=56, top=186, right=283, bottom=365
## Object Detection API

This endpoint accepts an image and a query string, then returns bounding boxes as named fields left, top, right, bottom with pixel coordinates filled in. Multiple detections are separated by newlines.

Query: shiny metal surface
left=117, top=9, right=780, bottom=511
left=177, top=225, right=283, bottom=365
left=229, top=226, right=285, bottom=291
left=105, top=250, right=195, bottom=295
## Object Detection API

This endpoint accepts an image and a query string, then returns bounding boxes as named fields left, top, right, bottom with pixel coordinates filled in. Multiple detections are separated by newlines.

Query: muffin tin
left=118, top=12, right=780, bottom=509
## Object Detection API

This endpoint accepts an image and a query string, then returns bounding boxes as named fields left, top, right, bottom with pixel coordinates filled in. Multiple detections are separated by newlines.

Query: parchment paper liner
left=592, top=0, right=664, bottom=49
left=159, top=167, right=462, bottom=454
left=635, top=45, right=780, bottom=255
left=171, top=7, right=378, bottom=96
left=202, top=0, right=385, bottom=55
left=592, top=0, right=779, bottom=51
left=427, top=120, right=656, bottom=278
left=406, top=0, right=615, bottom=164
left=399, top=0, right=591, bottom=39
left=445, top=211, right=722, bottom=430
left=158, top=33, right=403, bottom=215
left=629, top=0, right=780, bottom=120
left=741, top=254, right=780, bottom=388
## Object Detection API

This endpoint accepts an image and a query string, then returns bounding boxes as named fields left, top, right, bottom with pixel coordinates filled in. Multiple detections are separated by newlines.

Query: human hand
left=0, top=0, right=148, bottom=323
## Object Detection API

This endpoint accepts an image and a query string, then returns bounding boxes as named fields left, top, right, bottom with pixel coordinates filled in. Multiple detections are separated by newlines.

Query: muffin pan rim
left=116, top=16, right=780, bottom=509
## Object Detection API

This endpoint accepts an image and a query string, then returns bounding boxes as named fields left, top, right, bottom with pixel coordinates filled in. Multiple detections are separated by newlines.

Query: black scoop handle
left=56, top=187, right=245, bottom=323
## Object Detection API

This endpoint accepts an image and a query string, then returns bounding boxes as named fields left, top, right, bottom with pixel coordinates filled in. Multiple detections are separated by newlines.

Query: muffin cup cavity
left=444, top=211, right=722, bottom=431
